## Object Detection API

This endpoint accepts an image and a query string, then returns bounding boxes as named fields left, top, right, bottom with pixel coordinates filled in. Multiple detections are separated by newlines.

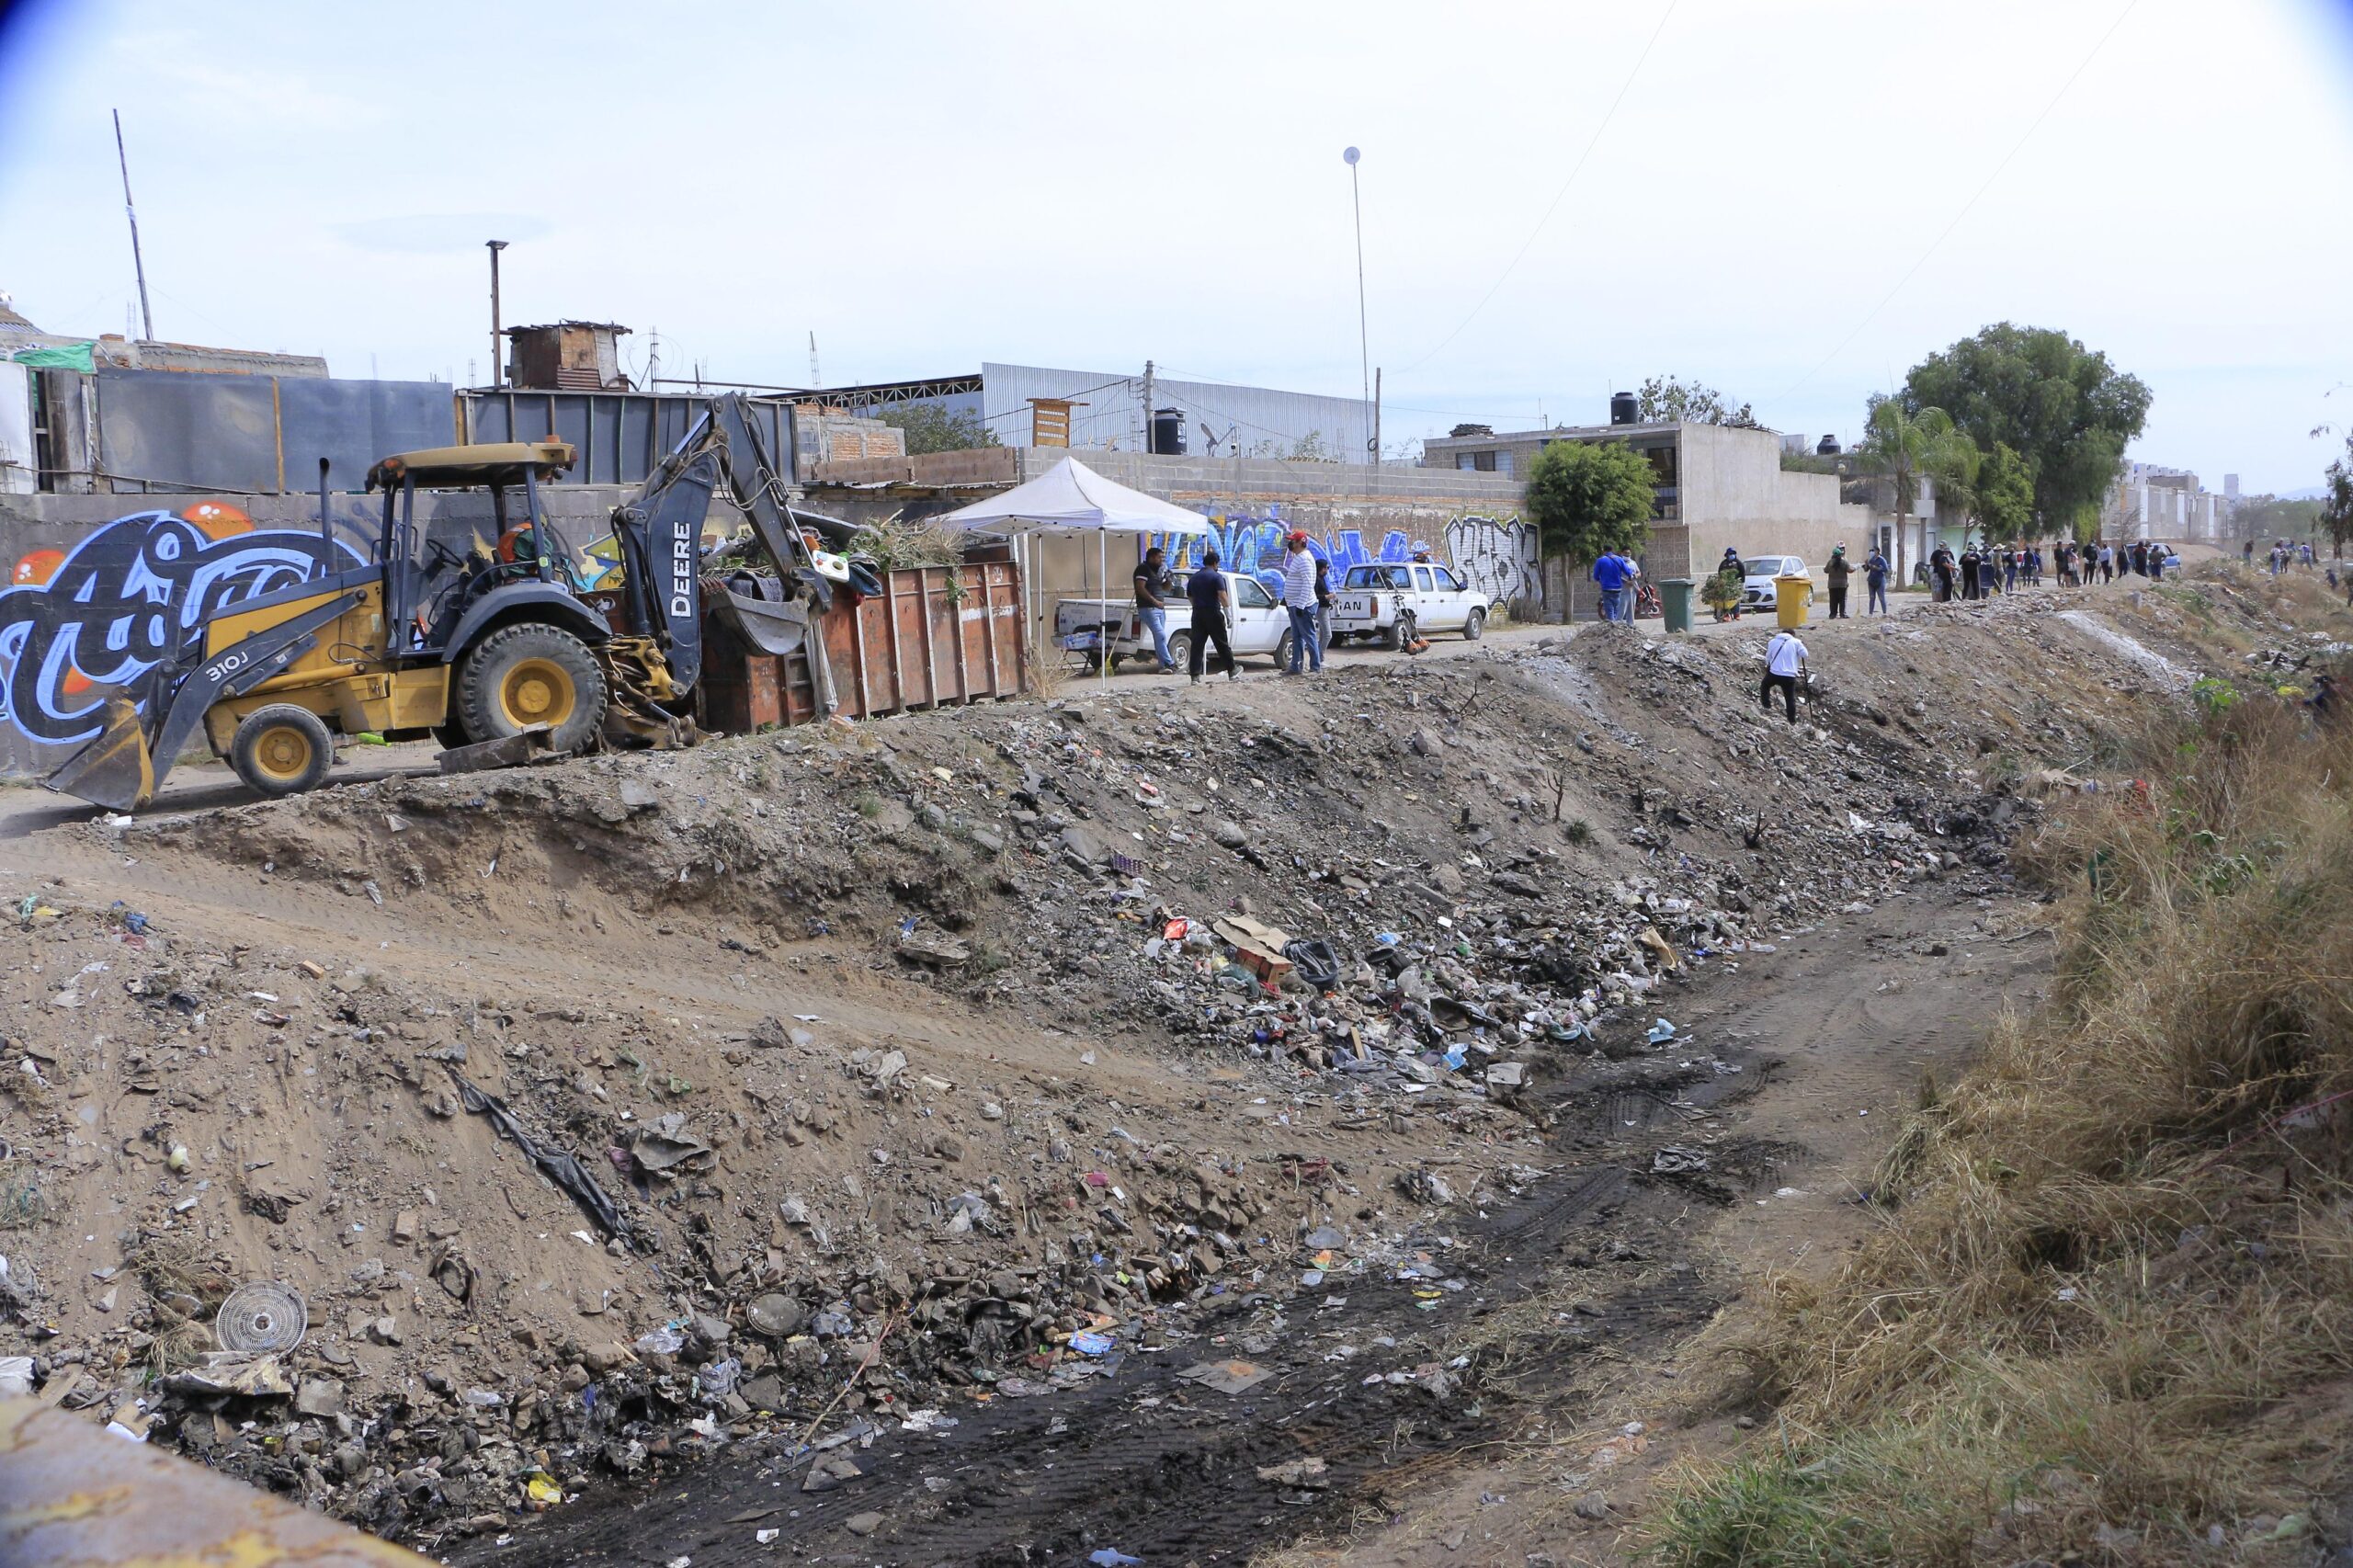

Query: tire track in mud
left=453, top=1016, right=1802, bottom=1565
left=454, top=1148, right=1706, bottom=1568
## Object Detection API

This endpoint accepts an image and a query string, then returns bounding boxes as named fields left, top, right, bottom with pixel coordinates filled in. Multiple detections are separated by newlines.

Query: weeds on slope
left=1651, top=692, right=2353, bottom=1566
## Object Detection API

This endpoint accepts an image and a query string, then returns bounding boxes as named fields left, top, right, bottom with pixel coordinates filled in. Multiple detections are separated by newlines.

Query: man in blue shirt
left=1863, top=546, right=1891, bottom=615
left=1185, top=549, right=1237, bottom=683
left=1591, top=549, right=1636, bottom=622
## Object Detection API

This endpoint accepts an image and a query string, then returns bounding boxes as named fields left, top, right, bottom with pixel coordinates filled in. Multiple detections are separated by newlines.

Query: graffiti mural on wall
left=1443, top=514, right=1540, bottom=607
left=1145, top=508, right=1540, bottom=608
left=0, top=503, right=360, bottom=746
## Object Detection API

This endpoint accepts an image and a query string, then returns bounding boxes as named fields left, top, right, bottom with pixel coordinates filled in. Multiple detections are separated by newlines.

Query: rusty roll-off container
left=699, top=558, right=1029, bottom=733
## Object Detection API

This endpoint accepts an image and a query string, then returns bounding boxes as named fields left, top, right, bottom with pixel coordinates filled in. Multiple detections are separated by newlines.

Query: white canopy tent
left=938, top=458, right=1212, bottom=681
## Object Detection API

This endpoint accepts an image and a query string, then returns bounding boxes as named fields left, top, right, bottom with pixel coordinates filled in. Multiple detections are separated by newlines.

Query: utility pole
left=1344, top=146, right=1370, bottom=464
left=112, top=109, right=153, bottom=342
left=645, top=325, right=660, bottom=390
left=1373, top=367, right=1382, bottom=467
left=485, top=240, right=508, bottom=389
left=809, top=331, right=821, bottom=390
left=1141, top=360, right=1155, bottom=452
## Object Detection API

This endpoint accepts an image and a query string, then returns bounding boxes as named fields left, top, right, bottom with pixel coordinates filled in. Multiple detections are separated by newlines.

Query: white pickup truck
left=1330, top=562, right=1492, bottom=648
left=1053, top=574, right=1297, bottom=672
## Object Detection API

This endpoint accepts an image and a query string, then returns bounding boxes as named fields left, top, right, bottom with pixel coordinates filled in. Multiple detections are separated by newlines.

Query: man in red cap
left=1280, top=530, right=1324, bottom=675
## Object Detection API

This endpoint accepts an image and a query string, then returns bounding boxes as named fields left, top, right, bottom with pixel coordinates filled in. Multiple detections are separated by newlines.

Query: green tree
left=878, top=404, right=1000, bottom=454
left=2234, top=496, right=2323, bottom=540
left=1974, top=440, right=2035, bottom=541
left=2325, top=437, right=2353, bottom=558
left=1901, top=324, right=2152, bottom=531
left=1635, top=375, right=1761, bottom=428
left=1855, top=398, right=1971, bottom=584
left=1524, top=440, right=1655, bottom=617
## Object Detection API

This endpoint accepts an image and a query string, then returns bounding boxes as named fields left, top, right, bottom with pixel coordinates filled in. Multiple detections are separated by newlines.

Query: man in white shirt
left=1761, top=627, right=1808, bottom=723
left=1279, top=530, right=1324, bottom=676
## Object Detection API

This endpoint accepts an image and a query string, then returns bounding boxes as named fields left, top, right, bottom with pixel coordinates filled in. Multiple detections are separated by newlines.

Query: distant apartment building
left=1423, top=404, right=1876, bottom=612
left=2107, top=461, right=2229, bottom=542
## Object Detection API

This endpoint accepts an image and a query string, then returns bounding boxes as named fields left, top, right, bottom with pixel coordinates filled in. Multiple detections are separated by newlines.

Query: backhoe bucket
left=44, top=697, right=156, bottom=812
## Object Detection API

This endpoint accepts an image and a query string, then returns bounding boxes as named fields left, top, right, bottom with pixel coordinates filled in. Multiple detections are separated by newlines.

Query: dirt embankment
left=0, top=574, right=2326, bottom=1560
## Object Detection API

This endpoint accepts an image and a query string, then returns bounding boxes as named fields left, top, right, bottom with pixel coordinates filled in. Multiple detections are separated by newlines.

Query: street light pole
left=486, top=240, right=509, bottom=390
left=1344, top=147, right=1370, bottom=463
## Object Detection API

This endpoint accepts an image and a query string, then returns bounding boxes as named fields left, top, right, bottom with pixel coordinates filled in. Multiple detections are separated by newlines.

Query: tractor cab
left=365, top=440, right=579, bottom=658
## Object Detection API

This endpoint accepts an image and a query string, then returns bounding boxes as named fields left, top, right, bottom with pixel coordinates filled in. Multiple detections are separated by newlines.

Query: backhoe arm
left=608, top=392, right=844, bottom=690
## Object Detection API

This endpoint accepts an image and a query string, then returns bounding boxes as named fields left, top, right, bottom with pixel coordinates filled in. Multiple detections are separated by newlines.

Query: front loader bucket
left=44, top=696, right=156, bottom=812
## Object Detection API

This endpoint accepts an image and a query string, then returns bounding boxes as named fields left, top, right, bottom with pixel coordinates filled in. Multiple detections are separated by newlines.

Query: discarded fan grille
left=216, top=1280, right=307, bottom=1354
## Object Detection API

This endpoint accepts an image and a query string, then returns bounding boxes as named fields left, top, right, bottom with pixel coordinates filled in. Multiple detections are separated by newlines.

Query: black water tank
left=1150, top=407, right=1186, bottom=455
left=1609, top=392, right=1638, bottom=426
left=1816, top=433, right=1842, bottom=456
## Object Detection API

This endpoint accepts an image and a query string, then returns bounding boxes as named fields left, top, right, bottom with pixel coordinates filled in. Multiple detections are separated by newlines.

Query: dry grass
left=846, top=511, right=969, bottom=573
left=1649, top=658, right=2353, bottom=1564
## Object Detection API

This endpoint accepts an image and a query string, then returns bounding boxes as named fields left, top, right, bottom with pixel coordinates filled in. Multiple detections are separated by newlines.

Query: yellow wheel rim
left=253, top=725, right=314, bottom=783
left=499, top=657, right=575, bottom=729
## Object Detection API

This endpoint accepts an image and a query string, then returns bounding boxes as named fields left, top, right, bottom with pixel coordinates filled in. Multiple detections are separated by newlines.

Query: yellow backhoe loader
left=46, top=393, right=838, bottom=811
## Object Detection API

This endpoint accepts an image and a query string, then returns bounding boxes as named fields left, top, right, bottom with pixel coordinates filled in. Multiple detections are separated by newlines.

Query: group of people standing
left=1132, top=529, right=1343, bottom=684
left=2252, top=539, right=2320, bottom=575
left=1925, top=538, right=2172, bottom=601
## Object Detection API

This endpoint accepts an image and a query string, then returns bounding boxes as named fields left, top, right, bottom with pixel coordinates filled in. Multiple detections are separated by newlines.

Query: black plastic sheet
left=449, top=1069, right=627, bottom=1240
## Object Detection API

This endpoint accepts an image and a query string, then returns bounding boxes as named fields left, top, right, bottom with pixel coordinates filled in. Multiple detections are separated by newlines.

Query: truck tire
left=1167, top=631, right=1192, bottom=671
left=1381, top=619, right=1404, bottom=652
left=455, top=622, right=607, bottom=753
left=1463, top=608, right=1486, bottom=641
left=231, top=705, right=334, bottom=799
left=1274, top=628, right=1295, bottom=670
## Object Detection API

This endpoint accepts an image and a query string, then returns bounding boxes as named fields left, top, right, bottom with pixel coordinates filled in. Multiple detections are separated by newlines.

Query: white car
left=1054, top=574, right=1296, bottom=671
left=1331, top=562, right=1492, bottom=648
left=1734, top=552, right=1813, bottom=611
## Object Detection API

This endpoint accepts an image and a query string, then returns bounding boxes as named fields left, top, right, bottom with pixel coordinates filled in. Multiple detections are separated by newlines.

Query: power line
left=1399, top=0, right=1679, bottom=376
left=1780, top=0, right=2140, bottom=396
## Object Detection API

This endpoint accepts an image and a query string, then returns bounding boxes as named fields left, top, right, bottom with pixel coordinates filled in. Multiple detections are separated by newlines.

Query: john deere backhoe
left=47, top=392, right=842, bottom=810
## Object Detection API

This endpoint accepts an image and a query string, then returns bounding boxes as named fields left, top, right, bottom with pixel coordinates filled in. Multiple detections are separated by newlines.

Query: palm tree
left=1857, top=399, right=1971, bottom=586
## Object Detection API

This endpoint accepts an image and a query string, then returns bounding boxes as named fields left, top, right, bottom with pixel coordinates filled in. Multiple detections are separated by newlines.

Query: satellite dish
left=1343, top=146, right=1360, bottom=165
left=1199, top=420, right=1237, bottom=457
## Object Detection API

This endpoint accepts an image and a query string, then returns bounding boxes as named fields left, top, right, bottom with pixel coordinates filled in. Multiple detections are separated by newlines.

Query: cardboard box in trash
left=1211, top=915, right=1293, bottom=983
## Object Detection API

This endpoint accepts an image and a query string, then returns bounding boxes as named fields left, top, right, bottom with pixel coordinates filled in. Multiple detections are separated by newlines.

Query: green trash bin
left=1660, top=577, right=1695, bottom=634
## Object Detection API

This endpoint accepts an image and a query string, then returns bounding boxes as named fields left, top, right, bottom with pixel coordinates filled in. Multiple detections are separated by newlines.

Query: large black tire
left=1274, top=628, right=1295, bottom=670
left=231, top=704, right=334, bottom=798
left=1381, top=619, right=1404, bottom=652
left=1167, top=631, right=1193, bottom=672
left=454, top=622, right=607, bottom=752
left=1463, top=608, right=1486, bottom=641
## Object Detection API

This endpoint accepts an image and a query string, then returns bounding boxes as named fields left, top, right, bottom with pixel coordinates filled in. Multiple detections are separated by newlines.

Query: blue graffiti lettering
left=0, top=511, right=360, bottom=745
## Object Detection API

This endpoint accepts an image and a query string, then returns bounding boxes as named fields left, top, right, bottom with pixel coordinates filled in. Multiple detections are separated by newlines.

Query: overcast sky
left=2, top=0, right=2347, bottom=493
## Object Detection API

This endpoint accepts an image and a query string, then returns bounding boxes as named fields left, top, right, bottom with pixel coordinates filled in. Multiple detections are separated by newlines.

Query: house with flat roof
left=1423, top=407, right=1876, bottom=615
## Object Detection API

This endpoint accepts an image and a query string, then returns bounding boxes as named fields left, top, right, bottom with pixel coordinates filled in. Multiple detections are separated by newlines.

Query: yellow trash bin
left=1773, top=573, right=1813, bottom=629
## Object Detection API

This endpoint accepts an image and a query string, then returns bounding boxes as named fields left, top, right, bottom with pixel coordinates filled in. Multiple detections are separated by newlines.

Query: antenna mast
left=112, top=108, right=154, bottom=341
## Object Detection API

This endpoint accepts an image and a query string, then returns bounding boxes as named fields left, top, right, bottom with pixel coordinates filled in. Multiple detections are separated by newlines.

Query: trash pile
left=3, top=570, right=2291, bottom=1548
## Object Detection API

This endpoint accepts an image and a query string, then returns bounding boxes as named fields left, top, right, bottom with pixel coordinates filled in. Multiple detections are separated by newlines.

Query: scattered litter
left=1176, top=1358, right=1273, bottom=1395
